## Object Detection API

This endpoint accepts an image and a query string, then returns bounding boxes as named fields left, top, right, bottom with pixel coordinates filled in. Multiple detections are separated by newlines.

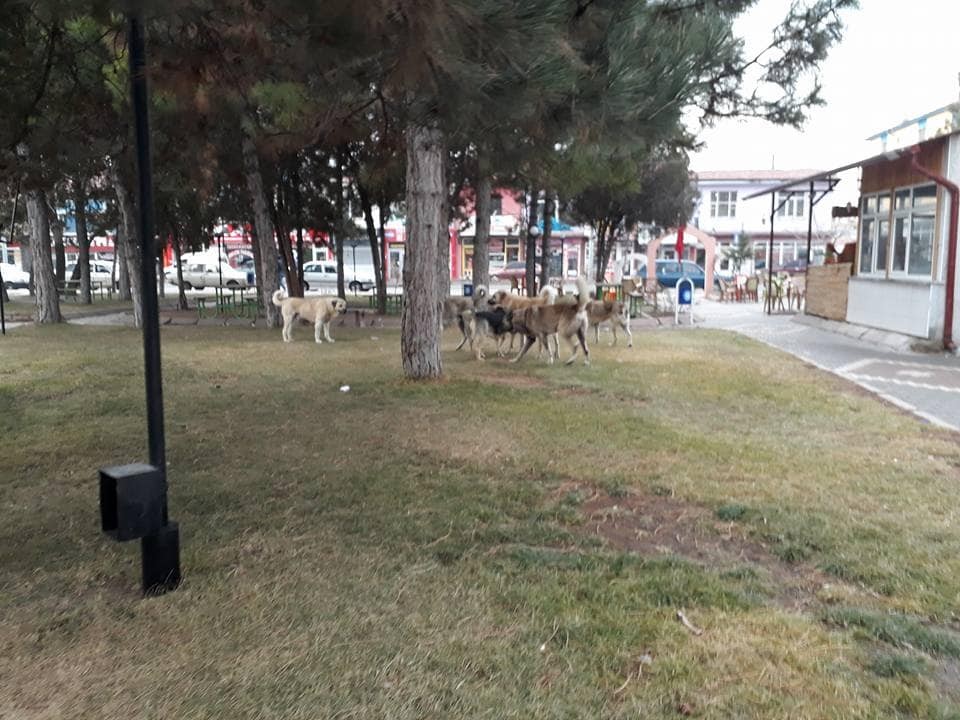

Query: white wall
left=846, top=277, right=943, bottom=338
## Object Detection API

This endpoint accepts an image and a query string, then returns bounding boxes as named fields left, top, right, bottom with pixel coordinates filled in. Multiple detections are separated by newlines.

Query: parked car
left=65, top=261, right=114, bottom=287
left=1, top=264, right=30, bottom=289
left=638, top=260, right=718, bottom=289
left=492, top=260, right=540, bottom=280
left=167, top=259, right=254, bottom=289
left=302, top=261, right=337, bottom=290
left=302, top=261, right=375, bottom=292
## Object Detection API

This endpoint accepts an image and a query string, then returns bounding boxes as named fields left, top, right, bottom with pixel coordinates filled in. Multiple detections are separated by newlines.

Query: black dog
left=469, top=306, right=513, bottom=359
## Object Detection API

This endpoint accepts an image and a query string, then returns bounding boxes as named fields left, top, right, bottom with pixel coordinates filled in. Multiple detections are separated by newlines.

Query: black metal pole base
left=141, top=521, right=181, bottom=596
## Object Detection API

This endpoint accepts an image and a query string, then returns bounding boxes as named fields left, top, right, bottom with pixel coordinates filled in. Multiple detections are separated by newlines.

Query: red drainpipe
left=904, top=146, right=958, bottom=352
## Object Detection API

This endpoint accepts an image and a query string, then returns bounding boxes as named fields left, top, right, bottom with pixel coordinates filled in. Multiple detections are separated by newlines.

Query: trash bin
left=463, top=283, right=474, bottom=297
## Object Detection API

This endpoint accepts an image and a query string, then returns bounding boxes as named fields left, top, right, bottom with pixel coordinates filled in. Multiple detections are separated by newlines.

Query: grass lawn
left=3, top=321, right=960, bottom=718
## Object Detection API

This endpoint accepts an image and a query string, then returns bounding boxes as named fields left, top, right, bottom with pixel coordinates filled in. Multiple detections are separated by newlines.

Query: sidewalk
left=697, top=300, right=960, bottom=432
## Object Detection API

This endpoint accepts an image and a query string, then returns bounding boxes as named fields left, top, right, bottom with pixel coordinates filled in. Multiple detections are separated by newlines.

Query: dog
left=443, top=286, right=488, bottom=350
left=586, top=299, right=633, bottom=347
left=509, top=276, right=591, bottom=365
left=463, top=306, right=514, bottom=360
left=487, top=285, right=557, bottom=354
left=272, top=290, right=347, bottom=343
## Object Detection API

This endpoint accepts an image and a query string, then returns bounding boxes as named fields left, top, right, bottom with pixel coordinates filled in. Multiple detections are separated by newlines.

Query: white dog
left=272, top=290, right=347, bottom=343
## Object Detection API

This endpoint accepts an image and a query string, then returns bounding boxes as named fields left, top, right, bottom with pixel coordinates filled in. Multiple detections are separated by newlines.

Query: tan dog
left=443, top=286, right=488, bottom=350
left=509, top=277, right=591, bottom=365
left=488, top=285, right=557, bottom=353
left=586, top=299, right=633, bottom=347
left=272, top=290, right=347, bottom=343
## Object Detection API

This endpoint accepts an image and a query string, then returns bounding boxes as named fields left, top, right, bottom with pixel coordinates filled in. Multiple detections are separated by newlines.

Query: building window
left=490, top=195, right=502, bottom=215
left=504, top=239, right=520, bottom=263
left=860, top=183, right=936, bottom=278
left=776, top=192, right=805, bottom=217
left=709, top=191, right=737, bottom=218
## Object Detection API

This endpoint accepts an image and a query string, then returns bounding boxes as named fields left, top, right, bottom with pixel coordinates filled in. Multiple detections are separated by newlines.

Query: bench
left=367, top=293, right=402, bottom=314
left=57, top=279, right=114, bottom=301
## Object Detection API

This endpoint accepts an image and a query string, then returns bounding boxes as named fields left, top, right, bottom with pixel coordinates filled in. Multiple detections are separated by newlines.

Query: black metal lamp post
left=216, top=231, right=224, bottom=303
left=99, top=9, right=181, bottom=596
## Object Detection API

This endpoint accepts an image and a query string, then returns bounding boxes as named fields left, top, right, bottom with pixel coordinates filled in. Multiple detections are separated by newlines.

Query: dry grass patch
left=3, top=323, right=960, bottom=718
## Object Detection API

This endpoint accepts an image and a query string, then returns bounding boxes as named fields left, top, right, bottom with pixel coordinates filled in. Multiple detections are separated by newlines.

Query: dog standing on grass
left=462, top=305, right=514, bottom=360
left=509, top=276, right=591, bottom=365
left=586, top=299, right=633, bottom=347
left=443, top=286, right=488, bottom=350
left=272, top=290, right=347, bottom=343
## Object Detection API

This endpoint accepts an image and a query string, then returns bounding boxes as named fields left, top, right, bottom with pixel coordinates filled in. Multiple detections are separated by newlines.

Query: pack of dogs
left=272, top=275, right=634, bottom=368
left=445, top=276, right=633, bottom=366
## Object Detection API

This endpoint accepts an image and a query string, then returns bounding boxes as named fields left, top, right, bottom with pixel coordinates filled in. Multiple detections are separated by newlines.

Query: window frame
left=860, top=183, right=937, bottom=280
left=776, top=192, right=805, bottom=218
left=709, top=190, right=737, bottom=218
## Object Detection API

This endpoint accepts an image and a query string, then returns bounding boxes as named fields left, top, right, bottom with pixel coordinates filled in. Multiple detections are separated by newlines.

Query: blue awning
left=538, top=218, right=572, bottom=231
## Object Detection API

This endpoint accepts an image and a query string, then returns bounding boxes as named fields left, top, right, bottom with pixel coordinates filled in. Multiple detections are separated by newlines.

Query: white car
left=302, top=261, right=376, bottom=292
left=169, top=260, right=254, bottom=289
left=302, top=261, right=337, bottom=290
left=65, top=262, right=114, bottom=287
left=1, top=264, right=30, bottom=289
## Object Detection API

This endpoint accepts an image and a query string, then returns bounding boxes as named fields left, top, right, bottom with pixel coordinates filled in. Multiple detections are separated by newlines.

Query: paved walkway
left=697, top=300, right=960, bottom=432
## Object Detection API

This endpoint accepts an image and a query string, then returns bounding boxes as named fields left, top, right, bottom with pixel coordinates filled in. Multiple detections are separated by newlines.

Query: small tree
left=724, top=233, right=753, bottom=273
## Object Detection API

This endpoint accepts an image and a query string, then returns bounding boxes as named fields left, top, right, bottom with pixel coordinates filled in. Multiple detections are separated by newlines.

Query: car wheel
left=195, top=285, right=204, bottom=291
left=348, top=280, right=360, bottom=293
left=227, top=280, right=240, bottom=288
left=303, top=281, right=310, bottom=291
left=182, top=281, right=193, bottom=290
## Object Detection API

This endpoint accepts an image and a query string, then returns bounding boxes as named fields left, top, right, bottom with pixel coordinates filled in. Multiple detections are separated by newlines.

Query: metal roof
left=745, top=128, right=960, bottom=201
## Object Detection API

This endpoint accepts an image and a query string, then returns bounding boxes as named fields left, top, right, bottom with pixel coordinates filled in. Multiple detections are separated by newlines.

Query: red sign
left=675, top=224, right=685, bottom=260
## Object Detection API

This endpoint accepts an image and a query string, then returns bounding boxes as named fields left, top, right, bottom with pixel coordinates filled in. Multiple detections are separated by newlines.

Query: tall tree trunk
left=25, top=189, right=62, bottom=324
left=525, top=189, right=539, bottom=297
left=269, top=191, right=301, bottom=297
left=473, top=161, right=492, bottom=290
left=401, top=125, right=444, bottom=380
left=594, top=221, right=608, bottom=283
left=247, top=218, right=264, bottom=310
left=117, top=237, right=131, bottom=300
left=172, top=228, right=188, bottom=310
left=241, top=129, right=281, bottom=328
left=355, top=178, right=386, bottom=313
left=74, top=182, right=91, bottom=304
left=376, top=193, right=389, bottom=314
left=540, top=190, right=554, bottom=290
left=49, top=203, right=66, bottom=287
left=112, top=162, right=144, bottom=327
left=334, top=150, right=346, bottom=299
left=293, top=163, right=305, bottom=293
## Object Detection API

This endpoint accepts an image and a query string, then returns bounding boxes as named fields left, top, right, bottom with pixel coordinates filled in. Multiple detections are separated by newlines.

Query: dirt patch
left=564, top=484, right=842, bottom=612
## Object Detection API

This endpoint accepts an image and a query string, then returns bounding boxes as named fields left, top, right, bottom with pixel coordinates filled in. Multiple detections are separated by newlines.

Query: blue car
left=639, top=260, right=716, bottom=289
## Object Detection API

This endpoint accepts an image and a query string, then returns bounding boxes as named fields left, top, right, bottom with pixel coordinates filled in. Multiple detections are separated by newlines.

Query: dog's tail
left=540, top=285, right=558, bottom=305
left=576, top=276, right=590, bottom=311
left=272, top=289, right=286, bottom=307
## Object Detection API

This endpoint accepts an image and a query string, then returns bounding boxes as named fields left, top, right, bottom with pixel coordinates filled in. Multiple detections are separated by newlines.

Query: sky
left=689, top=0, right=960, bottom=203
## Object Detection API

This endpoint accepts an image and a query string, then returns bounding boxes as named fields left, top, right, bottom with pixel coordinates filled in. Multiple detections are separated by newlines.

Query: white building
left=688, top=170, right=844, bottom=274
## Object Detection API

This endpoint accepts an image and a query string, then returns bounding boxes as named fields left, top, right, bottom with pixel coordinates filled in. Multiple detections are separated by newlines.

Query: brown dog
left=509, top=277, right=591, bottom=365
left=586, top=299, right=633, bottom=347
